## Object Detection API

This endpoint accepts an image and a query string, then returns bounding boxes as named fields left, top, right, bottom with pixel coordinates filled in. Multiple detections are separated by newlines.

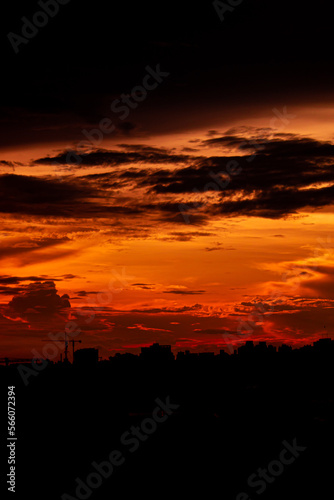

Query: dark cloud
left=0, top=174, right=94, bottom=217
left=205, top=247, right=221, bottom=252
left=0, top=237, right=71, bottom=261
left=0, top=275, right=80, bottom=296
left=244, top=137, right=334, bottom=158
left=131, top=283, right=155, bottom=290
left=0, top=160, right=19, bottom=171
left=295, top=265, right=334, bottom=299
left=141, top=134, right=334, bottom=219
left=4, top=133, right=334, bottom=227
left=132, top=283, right=154, bottom=286
left=128, top=304, right=203, bottom=314
left=0, top=286, right=29, bottom=295
left=0, top=173, right=143, bottom=221
left=34, top=148, right=194, bottom=167
left=7, top=281, right=71, bottom=318
left=160, top=231, right=213, bottom=242
left=0, top=275, right=53, bottom=285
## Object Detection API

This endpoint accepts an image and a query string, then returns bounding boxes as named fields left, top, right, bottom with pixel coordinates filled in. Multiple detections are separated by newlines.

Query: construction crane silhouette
left=42, top=333, right=82, bottom=363
left=69, top=339, right=82, bottom=362
left=0, top=358, right=44, bottom=367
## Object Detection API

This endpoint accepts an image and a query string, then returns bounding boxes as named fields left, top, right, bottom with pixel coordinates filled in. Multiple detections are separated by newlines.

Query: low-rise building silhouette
left=140, top=343, right=174, bottom=362
left=74, top=348, right=99, bottom=366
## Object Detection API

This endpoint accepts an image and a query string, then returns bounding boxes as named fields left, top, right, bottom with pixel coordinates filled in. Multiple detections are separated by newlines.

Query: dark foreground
left=1, top=343, right=333, bottom=499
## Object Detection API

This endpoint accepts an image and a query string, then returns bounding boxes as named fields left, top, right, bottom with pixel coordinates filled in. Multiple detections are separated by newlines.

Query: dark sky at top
left=0, top=0, right=333, bottom=148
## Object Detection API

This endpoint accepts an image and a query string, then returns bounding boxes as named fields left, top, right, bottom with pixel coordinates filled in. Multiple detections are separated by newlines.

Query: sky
left=1, top=0, right=334, bottom=359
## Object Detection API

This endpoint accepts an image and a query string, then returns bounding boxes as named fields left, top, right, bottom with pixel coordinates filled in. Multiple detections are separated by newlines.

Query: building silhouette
left=74, top=348, right=99, bottom=366
left=140, top=343, right=174, bottom=362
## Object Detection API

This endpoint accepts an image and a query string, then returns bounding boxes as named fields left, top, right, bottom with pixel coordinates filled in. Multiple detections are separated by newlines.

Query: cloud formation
left=28, top=132, right=334, bottom=227
left=7, top=281, right=71, bottom=319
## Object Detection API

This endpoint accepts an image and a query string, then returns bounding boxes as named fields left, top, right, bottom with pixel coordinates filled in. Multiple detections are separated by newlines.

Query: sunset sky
left=1, top=0, right=334, bottom=358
